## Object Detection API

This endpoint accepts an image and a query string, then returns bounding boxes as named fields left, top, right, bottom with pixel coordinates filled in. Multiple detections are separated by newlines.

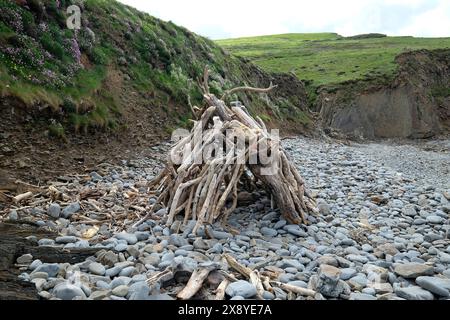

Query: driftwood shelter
left=144, top=67, right=317, bottom=234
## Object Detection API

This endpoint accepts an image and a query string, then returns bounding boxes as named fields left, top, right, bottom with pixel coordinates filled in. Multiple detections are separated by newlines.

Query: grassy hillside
left=0, top=0, right=309, bottom=139
left=217, top=33, right=450, bottom=89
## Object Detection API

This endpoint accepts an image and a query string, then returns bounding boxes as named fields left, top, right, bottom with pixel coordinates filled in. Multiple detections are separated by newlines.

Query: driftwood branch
left=144, top=68, right=317, bottom=234
left=221, top=83, right=278, bottom=100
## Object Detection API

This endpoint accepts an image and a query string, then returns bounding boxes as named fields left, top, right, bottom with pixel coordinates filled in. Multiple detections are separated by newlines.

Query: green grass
left=217, top=33, right=450, bottom=89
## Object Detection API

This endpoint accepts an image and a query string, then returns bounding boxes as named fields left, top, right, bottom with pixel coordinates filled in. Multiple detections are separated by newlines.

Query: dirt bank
left=317, top=49, right=450, bottom=139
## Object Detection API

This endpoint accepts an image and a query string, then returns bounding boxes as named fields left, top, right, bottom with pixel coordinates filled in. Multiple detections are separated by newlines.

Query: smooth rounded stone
left=8, top=210, right=19, bottom=221
left=284, top=225, right=308, bottom=238
left=131, top=274, right=147, bottom=284
left=128, top=282, right=151, bottom=300
left=126, top=245, right=140, bottom=258
left=349, top=293, right=377, bottom=300
left=35, top=221, right=46, bottom=227
left=279, top=273, right=295, bottom=283
left=89, top=262, right=106, bottom=276
left=114, top=232, right=138, bottom=245
left=53, top=282, right=86, bottom=300
left=273, top=220, right=287, bottom=230
left=108, top=277, right=126, bottom=289
left=119, top=266, right=136, bottom=277
left=370, top=281, right=395, bottom=294
left=32, top=278, right=47, bottom=291
left=426, top=215, right=445, bottom=224
left=260, top=227, right=278, bottom=237
left=161, top=252, right=175, bottom=262
left=209, top=243, right=223, bottom=254
left=315, top=245, right=329, bottom=255
left=362, top=287, right=376, bottom=296
left=47, top=203, right=61, bottom=219
left=30, top=272, right=49, bottom=280
left=263, top=291, right=275, bottom=300
left=230, top=296, right=245, bottom=300
left=90, top=171, right=103, bottom=181
left=317, top=256, right=339, bottom=267
left=169, top=234, right=189, bottom=247
left=415, top=276, right=450, bottom=297
left=394, top=263, right=434, bottom=279
left=391, top=200, right=404, bottom=209
left=96, top=281, right=110, bottom=290
left=55, top=236, right=78, bottom=244
left=33, top=263, right=60, bottom=278
left=89, top=290, right=111, bottom=300
left=180, top=244, right=194, bottom=251
left=115, top=243, right=128, bottom=252
left=262, top=211, right=279, bottom=221
left=225, top=280, right=257, bottom=298
left=17, top=254, right=33, bottom=265
left=402, top=204, right=417, bottom=217
left=105, top=262, right=133, bottom=278
left=112, top=285, right=129, bottom=297
left=38, top=239, right=55, bottom=246
left=340, top=268, right=357, bottom=281
left=439, top=252, right=450, bottom=264
left=395, top=286, right=434, bottom=300
left=284, top=267, right=298, bottom=274
left=424, top=233, right=444, bottom=242
left=142, top=253, right=160, bottom=267
left=174, top=248, right=189, bottom=257
left=164, top=224, right=176, bottom=236
left=29, top=259, right=42, bottom=271
left=413, top=219, right=427, bottom=225
left=362, top=244, right=374, bottom=252
left=280, top=259, right=305, bottom=271
left=213, top=231, right=233, bottom=240
left=155, top=208, right=167, bottom=216
left=442, top=269, right=450, bottom=279
left=61, top=202, right=81, bottom=219
left=346, top=254, right=369, bottom=264
left=134, top=232, right=150, bottom=241
left=193, top=238, right=210, bottom=250
left=347, top=275, right=368, bottom=291
left=317, top=201, right=331, bottom=215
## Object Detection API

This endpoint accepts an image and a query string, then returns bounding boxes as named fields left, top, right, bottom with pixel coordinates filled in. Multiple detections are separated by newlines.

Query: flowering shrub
left=0, top=5, right=24, bottom=32
left=67, top=38, right=81, bottom=64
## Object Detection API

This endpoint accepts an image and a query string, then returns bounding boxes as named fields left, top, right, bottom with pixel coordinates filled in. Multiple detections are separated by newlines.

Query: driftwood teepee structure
left=147, top=68, right=317, bottom=234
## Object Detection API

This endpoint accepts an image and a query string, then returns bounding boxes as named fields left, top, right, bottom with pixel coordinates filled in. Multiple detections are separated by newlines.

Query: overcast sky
left=118, top=0, right=450, bottom=39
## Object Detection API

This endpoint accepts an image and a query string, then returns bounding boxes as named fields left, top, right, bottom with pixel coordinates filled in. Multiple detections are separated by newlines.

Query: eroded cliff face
left=317, top=49, right=450, bottom=139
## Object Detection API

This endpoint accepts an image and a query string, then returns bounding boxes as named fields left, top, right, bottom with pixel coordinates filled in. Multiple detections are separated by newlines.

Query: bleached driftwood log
left=147, top=68, right=317, bottom=234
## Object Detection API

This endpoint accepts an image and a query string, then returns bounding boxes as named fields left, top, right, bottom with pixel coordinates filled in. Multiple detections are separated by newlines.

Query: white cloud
left=118, top=0, right=450, bottom=39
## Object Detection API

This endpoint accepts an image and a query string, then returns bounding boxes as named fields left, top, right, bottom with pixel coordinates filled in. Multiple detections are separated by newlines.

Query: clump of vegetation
left=48, top=122, right=68, bottom=142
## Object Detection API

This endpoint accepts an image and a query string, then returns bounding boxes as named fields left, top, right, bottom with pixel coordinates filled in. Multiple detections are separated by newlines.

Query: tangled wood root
left=146, top=68, right=317, bottom=234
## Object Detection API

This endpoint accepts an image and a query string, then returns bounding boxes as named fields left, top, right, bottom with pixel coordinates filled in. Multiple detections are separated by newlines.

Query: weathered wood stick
left=177, top=268, right=213, bottom=300
left=13, top=191, right=33, bottom=204
left=215, top=279, right=230, bottom=300
left=271, top=282, right=316, bottom=297
left=223, top=253, right=252, bottom=278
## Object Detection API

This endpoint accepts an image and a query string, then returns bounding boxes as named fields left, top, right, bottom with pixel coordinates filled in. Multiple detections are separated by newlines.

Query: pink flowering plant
left=0, top=1, right=83, bottom=88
